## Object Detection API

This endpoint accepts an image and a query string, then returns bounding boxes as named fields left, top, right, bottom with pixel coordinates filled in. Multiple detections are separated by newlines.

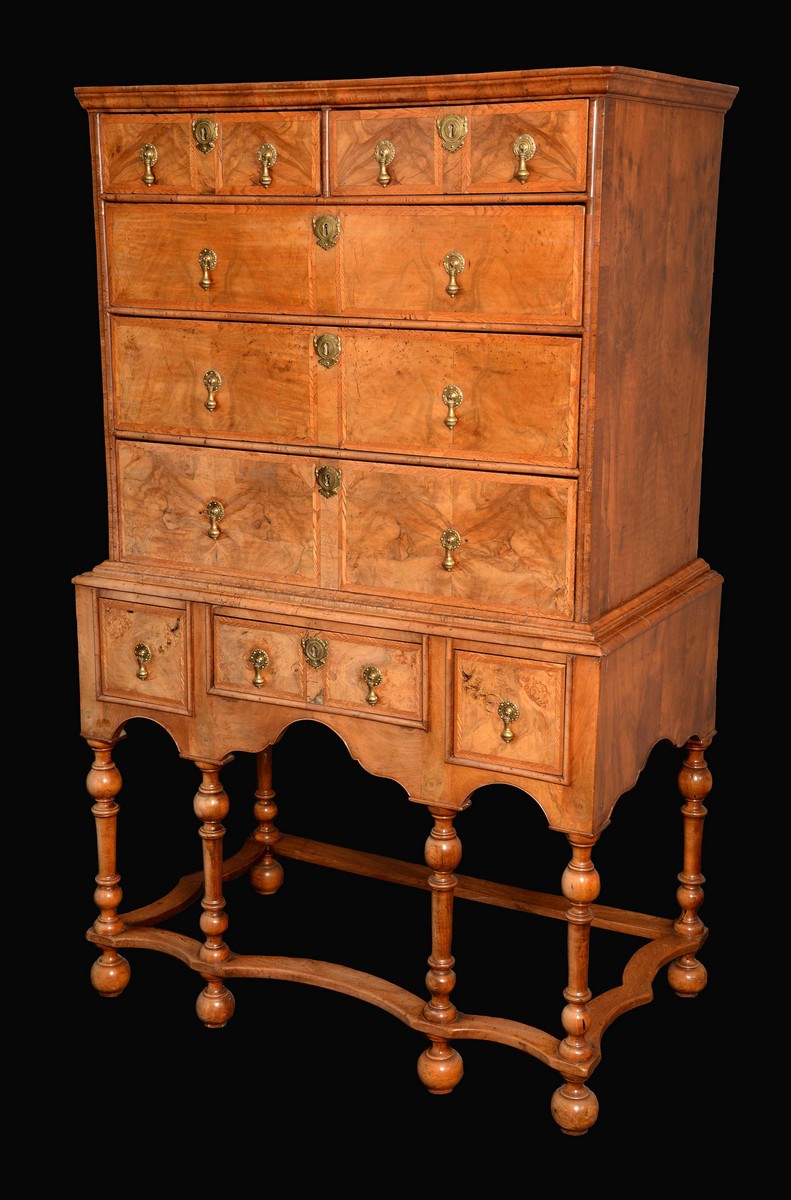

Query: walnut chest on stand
left=73, top=66, right=736, bottom=1134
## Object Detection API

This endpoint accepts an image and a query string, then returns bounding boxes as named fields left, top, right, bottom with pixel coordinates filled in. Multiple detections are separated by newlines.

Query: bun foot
left=417, top=1040, right=464, bottom=1094
left=667, top=952, right=708, bottom=998
left=551, top=1080, right=599, bottom=1135
left=196, top=981, right=235, bottom=1028
left=250, top=855, right=284, bottom=895
left=91, top=950, right=131, bottom=998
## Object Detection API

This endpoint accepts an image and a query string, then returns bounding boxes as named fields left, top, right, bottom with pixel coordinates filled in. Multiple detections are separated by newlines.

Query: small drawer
left=99, top=111, right=321, bottom=196
left=211, top=612, right=426, bottom=725
left=329, top=99, right=588, bottom=195
left=97, top=595, right=191, bottom=712
left=450, top=647, right=568, bottom=779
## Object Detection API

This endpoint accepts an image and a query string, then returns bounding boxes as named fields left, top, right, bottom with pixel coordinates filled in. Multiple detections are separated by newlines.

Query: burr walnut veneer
left=73, top=67, right=735, bottom=1133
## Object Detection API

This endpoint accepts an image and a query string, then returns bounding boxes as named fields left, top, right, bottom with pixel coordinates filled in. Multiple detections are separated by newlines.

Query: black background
left=38, top=41, right=751, bottom=1166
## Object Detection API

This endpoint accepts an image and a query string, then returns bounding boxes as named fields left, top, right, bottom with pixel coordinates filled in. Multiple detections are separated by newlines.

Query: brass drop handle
left=440, top=528, right=461, bottom=571
left=134, top=642, right=152, bottom=680
left=443, top=251, right=465, bottom=297
left=205, top=499, right=224, bottom=539
left=498, top=699, right=520, bottom=742
left=249, top=648, right=270, bottom=688
left=203, top=369, right=222, bottom=411
left=198, top=247, right=217, bottom=290
left=512, top=133, right=537, bottom=184
left=140, top=143, right=158, bottom=186
left=374, top=139, right=395, bottom=187
left=442, top=385, right=463, bottom=428
left=362, top=664, right=383, bottom=705
left=257, top=143, right=277, bottom=187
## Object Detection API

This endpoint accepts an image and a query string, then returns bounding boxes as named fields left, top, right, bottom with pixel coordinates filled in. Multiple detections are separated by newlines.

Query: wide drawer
left=450, top=645, right=569, bottom=779
left=105, top=202, right=584, bottom=326
left=211, top=611, right=426, bottom=724
left=116, top=441, right=576, bottom=617
left=110, top=315, right=580, bottom=469
left=95, top=594, right=191, bottom=712
left=98, top=111, right=322, bottom=195
left=329, top=99, right=588, bottom=194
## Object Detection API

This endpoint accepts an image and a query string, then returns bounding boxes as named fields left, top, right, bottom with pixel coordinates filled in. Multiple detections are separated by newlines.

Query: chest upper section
left=96, top=98, right=589, bottom=198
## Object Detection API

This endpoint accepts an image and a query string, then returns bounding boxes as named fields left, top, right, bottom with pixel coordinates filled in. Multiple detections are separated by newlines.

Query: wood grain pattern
left=340, top=327, right=580, bottom=467
left=329, top=99, right=588, bottom=194
left=341, top=460, right=576, bottom=616
left=105, top=202, right=583, bottom=325
left=116, top=441, right=320, bottom=585
left=337, top=205, right=584, bottom=325
left=97, top=594, right=191, bottom=711
left=211, top=612, right=425, bottom=721
left=106, top=204, right=319, bottom=314
left=100, top=111, right=321, bottom=195
left=111, top=315, right=319, bottom=444
left=452, top=648, right=567, bottom=776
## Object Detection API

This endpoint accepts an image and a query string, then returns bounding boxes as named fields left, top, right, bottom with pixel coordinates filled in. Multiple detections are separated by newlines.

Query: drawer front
left=99, top=111, right=321, bottom=195
left=212, top=613, right=425, bottom=722
left=116, top=442, right=574, bottom=617
left=106, top=204, right=318, bottom=314
left=105, top=203, right=584, bottom=326
left=97, top=595, right=191, bottom=711
left=338, top=326, right=580, bottom=469
left=111, top=316, right=579, bottom=469
left=342, top=461, right=576, bottom=618
left=330, top=99, right=588, bottom=195
left=111, top=316, right=319, bottom=444
left=116, top=441, right=321, bottom=586
left=451, top=647, right=568, bottom=778
left=335, top=205, right=584, bottom=325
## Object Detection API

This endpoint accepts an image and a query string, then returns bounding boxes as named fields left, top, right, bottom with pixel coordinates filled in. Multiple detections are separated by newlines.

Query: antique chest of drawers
left=73, top=67, right=736, bottom=1133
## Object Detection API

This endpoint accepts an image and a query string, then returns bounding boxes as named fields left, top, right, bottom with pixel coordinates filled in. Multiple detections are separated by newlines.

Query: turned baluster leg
left=416, top=803, right=464, bottom=1094
left=192, top=757, right=235, bottom=1029
left=551, top=833, right=600, bottom=1135
left=86, top=736, right=131, bottom=999
left=668, top=735, right=713, bottom=998
left=250, top=746, right=284, bottom=895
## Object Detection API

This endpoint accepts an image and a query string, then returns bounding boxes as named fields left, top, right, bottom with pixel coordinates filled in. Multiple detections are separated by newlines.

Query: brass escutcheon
left=257, top=143, right=277, bottom=187
left=249, top=648, right=270, bottom=688
left=313, top=332, right=342, bottom=369
left=140, top=143, right=158, bottom=186
left=440, top=528, right=461, bottom=571
left=205, top=499, right=224, bottom=539
left=362, top=665, right=383, bottom=705
left=374, top=139, right=396, bottom=187
left=134, top=642, right=152, bottom=680
left=301, top=634, right=329, bottom=669
left=203, top=369, right=222, bottom=411
left=313, top=214, right=340, bottom=250
left=192, top=116, right=218, bottom=154
left=512, top=133, right=537, bottom=183
left=497, top=699, right=520, bottom=742
left=436, top=114, right=468, bottom=153
left=315, top=464, right=341, bottom=497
